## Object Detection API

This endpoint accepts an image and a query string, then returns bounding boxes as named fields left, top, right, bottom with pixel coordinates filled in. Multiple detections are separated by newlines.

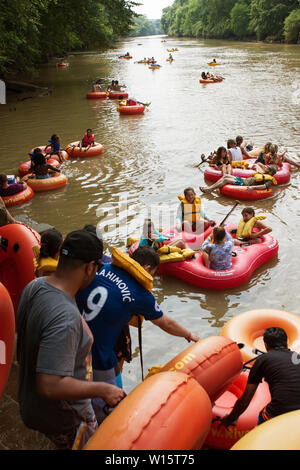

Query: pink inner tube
left=204, top=161, right=290, bottom=185
left=119, top=104, right=145, bottom=115
left=108, top=92, right=128, bottom=99
left=86, top=92, right=107, bottom=99
left=66, top=141, right=104, bottom=158
left=158, top=223, right=278, bottom=290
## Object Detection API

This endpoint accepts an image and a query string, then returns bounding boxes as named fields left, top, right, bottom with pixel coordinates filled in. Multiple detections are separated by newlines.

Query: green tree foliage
left=230, top=3, right=251, bottom=38
left=284, top=8, right=300, bottom=42
left=160, top=0, right=300, bottom=42
left=0, top=0, right=138, bottom=74
left=129, top=16, right=162, bottom=37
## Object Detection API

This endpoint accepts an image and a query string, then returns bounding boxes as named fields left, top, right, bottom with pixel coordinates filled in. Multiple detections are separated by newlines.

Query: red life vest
left=82, top=133, right=95, bottom=146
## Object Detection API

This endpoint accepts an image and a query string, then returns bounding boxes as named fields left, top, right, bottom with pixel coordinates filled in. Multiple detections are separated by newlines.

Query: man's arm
left=36, top=373, right=125, bottom=408
left=217, top=383, right=258, bottom=428
left=151, top=315, right=199, bottom=342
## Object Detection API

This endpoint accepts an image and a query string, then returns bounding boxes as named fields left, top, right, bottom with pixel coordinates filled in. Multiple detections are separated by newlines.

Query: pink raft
left=204, top=161, right=291, bottom=185
left=130, top=224, right=278, bottom=289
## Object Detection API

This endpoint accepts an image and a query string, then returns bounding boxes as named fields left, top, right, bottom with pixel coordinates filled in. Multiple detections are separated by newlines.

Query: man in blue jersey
left=77, top=245, right=200, bottom=423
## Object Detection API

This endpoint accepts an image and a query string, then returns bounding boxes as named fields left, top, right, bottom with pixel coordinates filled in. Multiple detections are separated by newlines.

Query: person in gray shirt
left=17, top=229, right=125, bottom=450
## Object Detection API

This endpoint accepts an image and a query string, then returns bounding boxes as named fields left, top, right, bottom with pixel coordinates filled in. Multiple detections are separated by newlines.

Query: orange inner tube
left=220, top=309, right=300, bottom=363
left=65, top=141, right=104, bottom=157
left=23, top=173, right=67, bottom=192
left=84, top=372, right=212, bottom=450
left=2, top=186, right=34, bottom=207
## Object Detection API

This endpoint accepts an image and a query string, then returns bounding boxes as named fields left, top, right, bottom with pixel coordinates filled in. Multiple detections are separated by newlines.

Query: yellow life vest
left=32, top=245, right=58, bottom=275
left=231, top=161, right=249, bottom=169
left=253, top=173, right=277, bottom=185
left=178, top=195, right=202, bottom=224
left=111, top=247, right=153, bottom=328
left=236, top=216, right=266, bottom=239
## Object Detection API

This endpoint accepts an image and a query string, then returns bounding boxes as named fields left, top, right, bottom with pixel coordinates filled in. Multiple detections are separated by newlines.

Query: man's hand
left=186, top=332, right=200, bottom=343
left=101, top=384, right=126, bottom=408
left=215, top=414, right=236, bottom=429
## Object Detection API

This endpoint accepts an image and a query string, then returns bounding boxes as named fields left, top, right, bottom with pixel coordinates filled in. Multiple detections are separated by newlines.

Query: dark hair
left=263, top=327, right=288, bottom=349
left=216, top=146, right=227, bottom=162
left=51, top=134, right=59, bottom=142
left=213, top=226, right=226, bottom=244
left=119, top=95, right=124, bottom=100
left=31, top=152, right=46, bottom=167
left=227, top=139, right=236, bottom=148
left=0, top=174, right=8, bottom=188
left=184, top=187, right=195, bottom=197
left=40, top=229, right=63, bottom=259
left=242, top=207, right=255, bottom=216
left=131, top=246, right=160, bottom=270
left=236, top=136, right=243, bottom=145
left=86, top=129, right=92, bottom=133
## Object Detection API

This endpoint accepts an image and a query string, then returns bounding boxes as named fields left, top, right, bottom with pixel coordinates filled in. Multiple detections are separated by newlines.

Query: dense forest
left=161, top=0, right=300, bottom=43
left=129, top=17, right=162, bottom=37
left=0, top=0, right=138, bottom=75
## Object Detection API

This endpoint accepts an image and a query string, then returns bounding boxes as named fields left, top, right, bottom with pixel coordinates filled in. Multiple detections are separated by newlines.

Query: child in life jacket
left=234, top=207, right=272, bottom=245
left=139, top=219, right=187, bottom=250
left=79, top=129, right=95, bottom=152
left=34, top=228, right=63, bottom=277
left=176, top=187, right=215, bottom=233
left=46, top=134, right=66, bottom=163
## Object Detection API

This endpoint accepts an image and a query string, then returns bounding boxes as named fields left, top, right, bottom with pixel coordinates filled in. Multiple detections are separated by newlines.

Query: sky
left=133, top=0, right=174, bottom=19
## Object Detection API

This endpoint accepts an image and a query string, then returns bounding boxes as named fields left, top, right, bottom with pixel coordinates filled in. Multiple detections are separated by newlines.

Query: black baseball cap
left=60, top=230, right=103, bottom=262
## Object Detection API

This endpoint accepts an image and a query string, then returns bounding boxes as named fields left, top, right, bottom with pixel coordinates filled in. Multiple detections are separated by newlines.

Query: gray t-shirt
left=17, top=277, right=95, bottom=435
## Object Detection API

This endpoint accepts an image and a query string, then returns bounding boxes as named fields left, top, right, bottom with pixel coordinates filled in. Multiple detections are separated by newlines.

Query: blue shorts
left=36, top=174, right=51, bottom=179
left=234, top=177, right=245, bottom=186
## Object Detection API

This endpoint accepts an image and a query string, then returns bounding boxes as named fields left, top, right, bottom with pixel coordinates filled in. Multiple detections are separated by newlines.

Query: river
left=0, top=35, right=300, bottom=391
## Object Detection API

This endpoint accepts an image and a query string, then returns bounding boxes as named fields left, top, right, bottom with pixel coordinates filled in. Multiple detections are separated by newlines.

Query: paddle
left=193, top=154, right=210, bottom=168
left=218, top=200, right=240, bottom=227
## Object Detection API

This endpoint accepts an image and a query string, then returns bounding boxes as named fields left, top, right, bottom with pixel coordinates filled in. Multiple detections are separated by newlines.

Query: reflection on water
left=0, top=36, right=299, bottom=391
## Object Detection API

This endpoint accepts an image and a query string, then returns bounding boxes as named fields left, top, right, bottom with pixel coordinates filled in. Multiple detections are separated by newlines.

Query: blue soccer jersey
left=76, top=264, right=163, bottom=370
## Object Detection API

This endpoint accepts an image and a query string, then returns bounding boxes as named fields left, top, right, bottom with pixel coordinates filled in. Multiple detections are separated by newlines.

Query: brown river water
left=0, top=36, right=300, bottom=392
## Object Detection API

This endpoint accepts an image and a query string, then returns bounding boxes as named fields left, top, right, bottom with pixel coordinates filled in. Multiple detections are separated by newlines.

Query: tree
left=284, top=8, right=300, bottom=42
left=231, top=3, right=251, bottom=38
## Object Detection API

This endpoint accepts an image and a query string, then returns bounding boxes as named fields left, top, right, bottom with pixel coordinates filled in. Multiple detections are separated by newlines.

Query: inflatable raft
left=66, top=141, right=104, bottom=157
left=204, top=161, right=291, bottom=185
left=85, top=336, right=243, bottom=450
left=24, top=173, right=67, bottom=192
left=219, top=184, right=273, bottom=200
left=220, top=309, right=300, bottom=363
left=86, top=92, right=107, bottom=99
left=0, top=283, right=15, bottom=399
left=0, top=223, right=39, bottom=313
left=118, top=103, right=145, bottom=115
left=2, top=186, right=34, bottom=207
left=200, top=78, right=223, bottom=84
left=205, top=370, right=271, bottom=450
left=231, top=409, right=300, bottom=450
left=19, top=158, right=60, bottom=177
left=108, top=91, right=128, bottom=99
left=84, top=372, right=212, bottom=450
left=28, top=146, right=68, bottom=163
left=158, top=223, right=278, bottom=290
